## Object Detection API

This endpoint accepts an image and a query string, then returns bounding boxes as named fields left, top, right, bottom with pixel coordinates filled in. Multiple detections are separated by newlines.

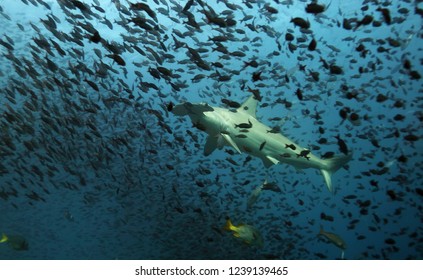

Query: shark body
left=172, top=95, right=352, bottom=192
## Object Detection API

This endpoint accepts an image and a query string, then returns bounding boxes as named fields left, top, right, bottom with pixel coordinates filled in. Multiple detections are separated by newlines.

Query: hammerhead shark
left=172, top=95, right=352, bottom=192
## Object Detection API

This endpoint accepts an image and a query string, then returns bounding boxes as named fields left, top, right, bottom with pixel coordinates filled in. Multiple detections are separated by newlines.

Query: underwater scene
left=0, top=0, right=422, bottom=260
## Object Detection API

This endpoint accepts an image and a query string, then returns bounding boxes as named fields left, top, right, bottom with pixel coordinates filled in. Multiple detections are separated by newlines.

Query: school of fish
left=0, top=0, right=422, bottom=259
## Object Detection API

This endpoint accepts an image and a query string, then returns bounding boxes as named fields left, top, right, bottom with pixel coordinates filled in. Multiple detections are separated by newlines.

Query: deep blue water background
left=0, top=0, right=422, bottom=259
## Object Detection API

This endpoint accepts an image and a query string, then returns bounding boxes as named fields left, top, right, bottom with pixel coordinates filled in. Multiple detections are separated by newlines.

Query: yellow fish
left=247, top=180, right=266, bottom=209
left=224, top=218, right=263, bottom=247
left=318, top=226, right=346, bottom=259
left=0, top=233, right=28, bottom=251
left=0, top=233, right=8, bottom=243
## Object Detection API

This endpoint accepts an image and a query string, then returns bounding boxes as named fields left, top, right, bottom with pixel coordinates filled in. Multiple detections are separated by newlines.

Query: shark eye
left=243, top=106, right=249, bottom=110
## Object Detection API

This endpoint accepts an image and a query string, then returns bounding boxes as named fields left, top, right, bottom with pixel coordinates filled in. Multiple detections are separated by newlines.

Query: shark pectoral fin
left=321, top=169, right=333, bottom=192
left=221, top=133, right=242, bottom=154
left=204, top=136, right=218, bottom=156
left=267, top=156, right=279, bottom=165
left=262, top=156, right=279, bottom=168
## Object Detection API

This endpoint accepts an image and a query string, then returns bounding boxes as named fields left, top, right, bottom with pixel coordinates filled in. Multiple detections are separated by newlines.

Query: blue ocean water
left=0, top=0, right=422, bottom=260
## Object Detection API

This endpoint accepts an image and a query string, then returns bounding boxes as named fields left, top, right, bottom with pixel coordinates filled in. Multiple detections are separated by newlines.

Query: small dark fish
left=343, top=18, right=353, bottom=30
left=72, top=0, right=87, bottom=11
left=252, top=71, right=262, bottom=82
left=397, top=155, right=407, bottom=163
left=295, top=88, right=303, bottom=100
left=130, top=3, right=156, bottom=20
left=84, top=79, right=99, bottom=92
left=358, top=200, right=371, bottom=208
left=376, top=94, right=388, bottom=102
left=330, top=64, right=343, bottom=75
left=305, top=3, right=325, bottom=14
left=235, top=120, right=252, bottom=129
left=404, top=134, right=418, bottom=141
left=262, top=182, right=281, bottom=192
left=373, top=213, right=380, bottom=224
left=308, top=70, right=320, bottom=82
left=106, top=54, right=125, bottom=66
left=320, top=213, right=334, bottom=222
left=247, top=87, right=262, bottom=101
left=317, top=138, right=327, bottom=144
left=335, top=135, right=348, bottom=155
left=90, top=31, right=101, bottom=43
left=403, top=59, right=411, bottom=70
left=385, top=238, right=396, bottom=245
left=226, top=158, right=238, bottom=166
left=221, top=99, right=241, bottom=108
left=285, top=144, right=296, bottom=150
left=339, top=108, right=349, bottom=120
left=167, top=102, right=174, bottom=111
left=308, top=38, right=317, bottom=51
left=288, top=42, right=297, bottom=53
left=377, top=8, right=391, bottom=25
left=244, top=60, right=259, bottom=68
left=195, top=181, right=205, bottom=188
left=267, top=127, right=281, bottom=133
left=259, top=141, right=266, bottom=151
left=297, top=150, right=311, bottom=160
left=264, top=5, right=278, bottom=14
left=241, top=180, right=250, bottom=186
left=409, top=70, right=421, bottom=80
left=130, top=17, right=154, bottom=31
left=354, top=15, right=373, bottom=30
left=183, top=0, right=195, bottom=12
left=386, top=190, right=397, bottom=200
left=285, top=33, right=294, bottom=41
left=291, top=17, right=310, bottom=29
left=211, top=62, right=224, bottom=68
left=235, top=134, right=248, bottom=138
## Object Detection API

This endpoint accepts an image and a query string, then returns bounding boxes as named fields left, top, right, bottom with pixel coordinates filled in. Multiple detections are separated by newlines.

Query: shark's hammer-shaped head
left=172, top=102, right=220, bottom=133
left=172, top=102, right=214, bottom=117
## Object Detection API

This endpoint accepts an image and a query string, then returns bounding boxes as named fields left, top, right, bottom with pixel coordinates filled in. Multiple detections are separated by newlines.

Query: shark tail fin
left=320, top=153, right=353, bottom=192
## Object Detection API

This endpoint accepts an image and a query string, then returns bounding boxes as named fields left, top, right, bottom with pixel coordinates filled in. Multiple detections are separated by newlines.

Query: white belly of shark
left=172, top=95, right=352, bottom=192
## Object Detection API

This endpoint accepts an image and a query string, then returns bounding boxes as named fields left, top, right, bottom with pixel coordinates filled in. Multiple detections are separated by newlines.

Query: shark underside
left=172, top=95, right=352, bottom=192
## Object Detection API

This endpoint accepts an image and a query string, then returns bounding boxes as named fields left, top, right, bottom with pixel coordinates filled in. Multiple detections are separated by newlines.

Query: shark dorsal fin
left=238, top=95, right=258, bottom=119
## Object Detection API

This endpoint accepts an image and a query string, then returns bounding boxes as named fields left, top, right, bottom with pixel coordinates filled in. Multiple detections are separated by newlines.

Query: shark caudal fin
left=320, top=153, right=352, bottom=192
